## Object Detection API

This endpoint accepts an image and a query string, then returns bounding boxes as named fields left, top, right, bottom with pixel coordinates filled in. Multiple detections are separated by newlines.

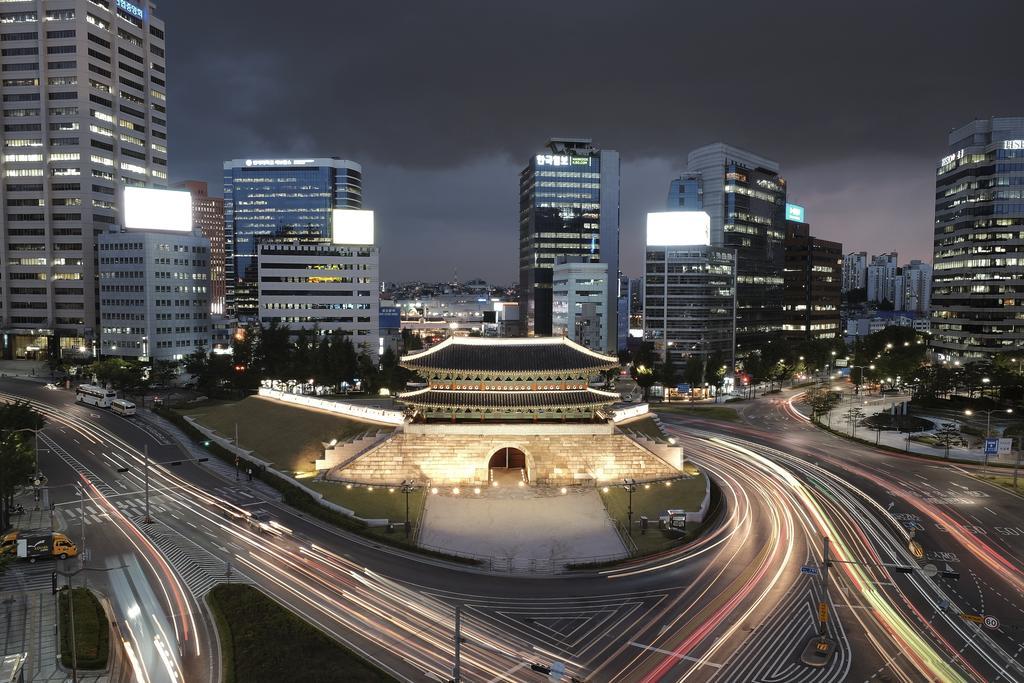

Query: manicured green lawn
left=599, top=474, right=708, bottom=555
left=307, top=481, right=424, bottom=525
left=978, top=474, right=1024, bottom=492
left=179, top=396, right=390, bottom=475
left=58, top=587, right=108, bottom=669
left=652, top=404, right=740, bottom=422
left=207, top=584, right=396, bottom=683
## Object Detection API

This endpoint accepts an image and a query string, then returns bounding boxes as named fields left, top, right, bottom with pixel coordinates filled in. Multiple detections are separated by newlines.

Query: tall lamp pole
left=400, top=480, right=416, bottom=538
left=965, top=407, right=1013, bottom=471
left=623, top=478, right=637, bottom=537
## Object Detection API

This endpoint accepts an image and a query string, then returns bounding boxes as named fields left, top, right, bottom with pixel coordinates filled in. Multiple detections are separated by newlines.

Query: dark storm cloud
left=161, top=0, right=1024, bottom=281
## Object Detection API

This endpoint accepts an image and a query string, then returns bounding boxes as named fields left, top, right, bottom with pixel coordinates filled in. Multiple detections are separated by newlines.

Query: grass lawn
left=599, top=473, right=708, bottom=555
left=978, top=474, right=1024, bottom=492
left=178, top=396, right=390, bottom=475
left=307, top=481, right=425, bottom=525
left=58, top=588, right=109, bottom=669
left=207, top=584, right=396, bottom=683
left=653, top=404, right=739, bottom=422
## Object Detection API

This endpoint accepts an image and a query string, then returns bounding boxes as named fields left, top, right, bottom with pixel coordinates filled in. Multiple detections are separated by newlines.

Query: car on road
left=247, top=510, right=276, bottom=535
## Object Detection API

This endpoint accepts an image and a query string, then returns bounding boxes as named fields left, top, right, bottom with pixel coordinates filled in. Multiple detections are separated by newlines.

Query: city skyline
left=157, top=1, right=1024, bottom=282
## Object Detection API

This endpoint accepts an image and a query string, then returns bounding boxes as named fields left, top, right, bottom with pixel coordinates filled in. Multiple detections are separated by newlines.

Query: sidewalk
left=0, top=360, right=53, bottom=384
left=0, top=590, right=107, bottom=682
left=814, top=391, right=1017, bottom=463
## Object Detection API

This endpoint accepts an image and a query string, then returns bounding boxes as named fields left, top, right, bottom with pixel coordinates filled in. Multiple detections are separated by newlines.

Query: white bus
left=110, top=399, right=136, bottom=416
left=75, top=384, right=116, bottom=408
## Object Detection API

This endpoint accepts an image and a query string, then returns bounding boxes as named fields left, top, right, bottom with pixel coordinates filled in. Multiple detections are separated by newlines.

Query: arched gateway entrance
left=488, top=447, right=528, bottom=484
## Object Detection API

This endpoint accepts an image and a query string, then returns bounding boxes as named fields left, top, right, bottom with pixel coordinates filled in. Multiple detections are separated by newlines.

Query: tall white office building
left=551, top=258, right=608, bottom=352
left=841, top=252, right=867, bottom=293
left=0, top=0, right=167, bottom=360
left=894, top=259, right=932, bottom=315
left=257, top=208, right=380, bottom=359
left=866, top=253, right=899, bottom=304
left=98, top=188, right=210, bottom=361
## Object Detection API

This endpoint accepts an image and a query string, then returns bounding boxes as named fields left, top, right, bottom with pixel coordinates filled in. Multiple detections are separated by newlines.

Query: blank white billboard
left=332, top=209, right=374, bottom=245
left=123, top=187, right=192, bottom=232
left=646, top=211, right=711, bottom=246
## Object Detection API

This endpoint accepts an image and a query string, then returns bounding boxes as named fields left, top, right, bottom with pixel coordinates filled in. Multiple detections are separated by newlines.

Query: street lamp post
left=623, top=478, right=637, bottom=536
left=964, top=407, right=1014, bottom=471
left=400, top=480, right=416, bottom=538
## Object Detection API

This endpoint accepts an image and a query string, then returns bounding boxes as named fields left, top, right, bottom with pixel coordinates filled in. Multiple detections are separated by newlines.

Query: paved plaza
left=418, top=480, right=627, bottom=569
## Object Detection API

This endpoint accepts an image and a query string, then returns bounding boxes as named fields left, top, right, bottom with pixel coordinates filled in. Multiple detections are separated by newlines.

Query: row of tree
left=0, top=401, right=45, bottom=534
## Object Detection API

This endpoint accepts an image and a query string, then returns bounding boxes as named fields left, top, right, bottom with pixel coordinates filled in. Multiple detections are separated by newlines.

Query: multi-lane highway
left=1, top=376, right=1022, bottom=682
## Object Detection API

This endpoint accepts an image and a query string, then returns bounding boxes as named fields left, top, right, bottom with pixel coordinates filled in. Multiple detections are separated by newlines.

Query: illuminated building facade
left=782, top=214, right=842, bottom=341
left=175, top=180, right=225, bottom=315
left=0, top=0, right=168, bottom=359
left=932, top=117, right=1024, bottom=360
left=518, top=138, right=619, bottom=349
left=223, top=157, right=362, bottom=319
left=685, top=143, right=786, bottom=357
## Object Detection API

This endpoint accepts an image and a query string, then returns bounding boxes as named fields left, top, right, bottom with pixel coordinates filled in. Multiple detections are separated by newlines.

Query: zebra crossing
left=0, top=562, right=60, bottom=594
left=40, top=432, right=117, bottom=498
left=58, top=496, right=171, bottom=524
left=135, top=520, right=249, bottom=597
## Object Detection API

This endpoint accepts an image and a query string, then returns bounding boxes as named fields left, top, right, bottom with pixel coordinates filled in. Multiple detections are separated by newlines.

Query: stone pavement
left=418, top=483, right=627, bottom=570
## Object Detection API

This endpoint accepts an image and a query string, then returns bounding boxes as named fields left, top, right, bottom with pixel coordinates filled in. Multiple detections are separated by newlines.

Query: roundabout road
left=2, top=378, right=1020, bottom=682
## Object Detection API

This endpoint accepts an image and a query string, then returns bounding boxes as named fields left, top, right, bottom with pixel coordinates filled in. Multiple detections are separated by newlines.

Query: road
left=2, top=377, right=1023, bottom=681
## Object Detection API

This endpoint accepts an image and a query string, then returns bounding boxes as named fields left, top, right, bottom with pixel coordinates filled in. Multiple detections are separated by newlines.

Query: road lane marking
left=628, top=641, right=722, bottom=668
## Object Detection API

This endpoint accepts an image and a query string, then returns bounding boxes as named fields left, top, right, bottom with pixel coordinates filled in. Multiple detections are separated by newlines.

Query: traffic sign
left=984, top=615, right=1000, bottom=630
left=800, top=565, right=819, bottom=576
left=818, top=602, right=829, bottom=623
left=985, top=438, right=999, bottom=455
left=961, top=613, right=984, bottom=624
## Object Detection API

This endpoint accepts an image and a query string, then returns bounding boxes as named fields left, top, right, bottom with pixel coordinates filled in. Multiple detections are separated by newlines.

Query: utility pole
left=1015, top=436, right=1022, bottom=490
left=143, top=444, right=151, bottom=524
left=78, top=483, right=85, bottom=565
left=819, top=537, right=831, bottom=639
left=67, top=572, right=78, bottom=683
left=452, top=604, right=462, bottom=683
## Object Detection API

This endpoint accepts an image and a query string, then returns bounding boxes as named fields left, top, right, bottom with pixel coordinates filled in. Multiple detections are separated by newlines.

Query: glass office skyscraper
left=932, top=117, right=1024, bottom=360
left=685, top=144, right=786, bottom=358
left=223, top=158, right=361, bottom=319
left=518, top=138, right=619, bottom=352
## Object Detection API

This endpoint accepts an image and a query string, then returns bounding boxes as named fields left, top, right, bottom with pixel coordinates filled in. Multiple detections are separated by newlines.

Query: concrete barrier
left=257, top=388, right=405, bottom=425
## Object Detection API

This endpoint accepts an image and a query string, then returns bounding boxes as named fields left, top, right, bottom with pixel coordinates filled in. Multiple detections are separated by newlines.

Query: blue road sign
left=800, top=565, right=819, bottom=576
left=985, top=438, right=999, bottom=455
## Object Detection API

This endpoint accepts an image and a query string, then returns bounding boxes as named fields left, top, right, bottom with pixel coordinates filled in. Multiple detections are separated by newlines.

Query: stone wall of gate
left=325, top=424, right=682, bottom=486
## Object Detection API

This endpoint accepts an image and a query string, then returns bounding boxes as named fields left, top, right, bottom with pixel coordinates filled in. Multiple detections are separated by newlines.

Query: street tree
left=933, top=422, right=963, bottom=459
left=630, top=343, right=657, bottom=401
left=805, top=387, right=841, bottom=424
left=844, top=406, right=866, bottom=438
left=0, top=400, right=45, bottom=533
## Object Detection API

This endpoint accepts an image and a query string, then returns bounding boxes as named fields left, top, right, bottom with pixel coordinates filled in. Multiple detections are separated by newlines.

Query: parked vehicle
left=2, top=531, right=77, bottom=561
left=111, top=398, right=136, bottom=416
left=75, top=384, right=116, bottom=408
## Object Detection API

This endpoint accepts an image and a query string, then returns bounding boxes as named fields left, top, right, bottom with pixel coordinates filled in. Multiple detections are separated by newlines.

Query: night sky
left=160, top=1, right=1024, bottom=283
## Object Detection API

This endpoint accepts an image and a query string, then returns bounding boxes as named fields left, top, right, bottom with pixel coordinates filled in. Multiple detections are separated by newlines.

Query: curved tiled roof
left=398, top=387, right=621, bottom=410
left=401, top=336, right=619, bottom=375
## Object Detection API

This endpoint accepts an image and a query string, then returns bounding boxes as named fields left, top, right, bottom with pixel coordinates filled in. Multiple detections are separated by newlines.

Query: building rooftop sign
left=123, top=187, right=192, bottom=232
left=785, top=203, right=806, bottom=222
left=646, top=211, right=711, bottom=247
left=332, top=209, right=374, bottom=245
left=243, top=158, right=317, bottom=167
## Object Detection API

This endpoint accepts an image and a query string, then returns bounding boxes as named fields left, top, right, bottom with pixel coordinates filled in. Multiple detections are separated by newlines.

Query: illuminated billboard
left=123, top=188, right=192, bottom=232
left=785, top=203, right=805, bottom=222
left=332, top=209, right=374, bottom=245
left=646, top=211, right=711, bottom=246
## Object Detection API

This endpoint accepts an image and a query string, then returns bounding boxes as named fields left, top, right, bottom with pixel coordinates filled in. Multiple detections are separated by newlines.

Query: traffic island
left=206, top=583, right=396, bottom=683
left=57, top=587, right=109, bottom=670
